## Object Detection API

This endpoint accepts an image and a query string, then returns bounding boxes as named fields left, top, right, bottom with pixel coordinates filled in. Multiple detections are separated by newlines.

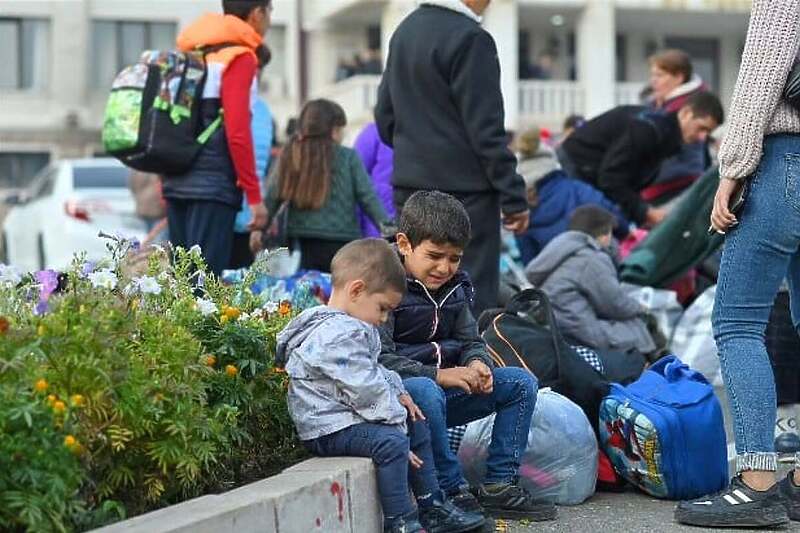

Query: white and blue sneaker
left=675, top=476, right=789, bottom=528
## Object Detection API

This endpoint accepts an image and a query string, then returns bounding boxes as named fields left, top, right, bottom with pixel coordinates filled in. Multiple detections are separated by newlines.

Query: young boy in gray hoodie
left=276, top=238, right=484, bottom=533
left=525, top=205, right=656, bottom=355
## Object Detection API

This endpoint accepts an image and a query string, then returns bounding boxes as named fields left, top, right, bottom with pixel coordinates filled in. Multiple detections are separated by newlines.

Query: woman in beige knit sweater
left=675, top=1, right=800, bottom=528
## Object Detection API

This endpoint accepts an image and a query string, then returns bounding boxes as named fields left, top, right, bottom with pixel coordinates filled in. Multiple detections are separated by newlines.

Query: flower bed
left=0, top=237, right=309, bottom=532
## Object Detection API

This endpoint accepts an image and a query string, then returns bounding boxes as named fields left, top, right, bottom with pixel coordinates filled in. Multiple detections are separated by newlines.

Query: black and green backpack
left=101, top=48, right=226, bottom=175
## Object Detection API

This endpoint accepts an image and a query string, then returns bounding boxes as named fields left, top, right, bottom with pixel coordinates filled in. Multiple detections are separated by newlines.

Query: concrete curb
left=93, top=457, right=382, bottom=533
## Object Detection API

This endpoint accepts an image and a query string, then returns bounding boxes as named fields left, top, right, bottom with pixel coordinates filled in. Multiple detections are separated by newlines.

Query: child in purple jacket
left=354, top=123, right=396, bottom=237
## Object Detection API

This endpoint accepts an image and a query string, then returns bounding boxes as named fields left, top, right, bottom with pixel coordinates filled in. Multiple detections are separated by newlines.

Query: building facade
left=0, top=0, right=751, bottom=187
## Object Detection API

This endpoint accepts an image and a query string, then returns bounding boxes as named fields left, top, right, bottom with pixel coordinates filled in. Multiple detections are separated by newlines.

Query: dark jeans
left=298, top=238, right=350, bottom=272
left=307, top=419, right=440, bottom=521
left=229, top=232, right=254, bottom=270
left=394, top=188, right=501, bottom=315
left=403, top=368, right=537, bottom=492
left=166, top=199, right=237, bottom=276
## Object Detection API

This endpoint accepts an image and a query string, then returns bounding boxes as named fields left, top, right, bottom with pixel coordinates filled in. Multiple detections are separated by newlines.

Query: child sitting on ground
left=276, top=238, right=484, bottom=533
left=525, top=205, right=658, bottom=356
left=378, top=191, right=557, bottom=523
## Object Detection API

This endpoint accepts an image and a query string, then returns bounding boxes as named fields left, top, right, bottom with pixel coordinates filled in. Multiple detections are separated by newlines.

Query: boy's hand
left=436, top=367, right=481, bottom=393
left=399, top=394, right=425, bottom=421
left=468, top=360, right=494, bottom=394
left=409, top=451, right=423, bottom=469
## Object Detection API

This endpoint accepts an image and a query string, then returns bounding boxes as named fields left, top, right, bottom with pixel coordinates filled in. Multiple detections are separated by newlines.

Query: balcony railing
left=319, top=77, right=649, bottom=129
left=518, top=80, right=585, bottom=124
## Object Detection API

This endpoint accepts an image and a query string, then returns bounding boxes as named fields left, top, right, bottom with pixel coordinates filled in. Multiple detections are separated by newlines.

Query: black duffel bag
left=479, top=288, right=610, bottom=430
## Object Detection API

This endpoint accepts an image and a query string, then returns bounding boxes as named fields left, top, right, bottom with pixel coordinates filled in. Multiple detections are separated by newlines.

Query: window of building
left=0, top=152, right=51, bottom=189
left=90, top=20, right=177, bottom=89
left=0, top=18, right=50, bottom=91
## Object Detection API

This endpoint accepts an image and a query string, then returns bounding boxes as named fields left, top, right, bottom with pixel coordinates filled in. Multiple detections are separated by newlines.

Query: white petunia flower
left=134, top=275, right=162, bottom=295
left=189, top=244, right=202, bottom=255
left=196, top=298, right=218, bottom=317
left=88, top=269, right=118, bottom=290
left=0, top=264, right=22, bottom=285
left=262, top=301, right=279, bottom=314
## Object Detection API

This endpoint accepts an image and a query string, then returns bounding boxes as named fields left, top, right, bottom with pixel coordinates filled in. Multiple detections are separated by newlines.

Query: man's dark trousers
left=167, top=199, right=237, bottom=276
left=394, top=188, right=500, bottom=315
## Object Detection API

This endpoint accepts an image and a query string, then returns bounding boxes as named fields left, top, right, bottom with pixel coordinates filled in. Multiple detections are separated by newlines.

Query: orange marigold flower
left=279, top=301, right=292, bottom=316
left=70, top=394, right=85, bottom=407
left=223, top=306, right=241, bottom=320
left=0, top=316, right=9, bottom=334
left=272, top=367, right=286, bottom=374
left=205, top=355, right=217, bottom=367
left=225, top=365, right=238, bottom=377
left=52, top=400, right=66, bottom=414
left=34, top=379, right=48, bottom=393
left=64, top=435, right=76, bottom=448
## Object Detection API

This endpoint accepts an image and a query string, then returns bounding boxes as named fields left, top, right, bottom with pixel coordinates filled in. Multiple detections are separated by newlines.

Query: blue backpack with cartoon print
left=599, top=355, right=727, bottom=500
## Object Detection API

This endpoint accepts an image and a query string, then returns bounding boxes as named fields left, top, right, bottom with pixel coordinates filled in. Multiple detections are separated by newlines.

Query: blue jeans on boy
left=307, top=418, right=440, bottom=522
left=712, top=134, right=800, bottom=473
left=404, top=367, right=537, bottom=492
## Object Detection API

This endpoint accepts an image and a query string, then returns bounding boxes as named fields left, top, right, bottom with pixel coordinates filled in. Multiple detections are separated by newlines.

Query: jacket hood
left=177, top=13, right=262, bottom=52
left=525, top=230, right=599, bottom=286
left=530, top=170, right=572, bottom=227
left=518, top=147, right=561, bottom=189
left=275, top=306, right=344, bottom=367
left=665, top=75, right=705, bottom=102
left=418, top=0, right=482, bottom=23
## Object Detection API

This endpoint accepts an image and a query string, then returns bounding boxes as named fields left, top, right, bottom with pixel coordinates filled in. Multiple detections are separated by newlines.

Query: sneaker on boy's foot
left=384, top=511, right=426, bottom=533
left=674, top=476, right=789, bottom=528
left=418, top=499, right=485, bottom=533
left=778, top=471, right=800, bottom=521
left=475, top=482, right=557, bottom=521
left=446, top=486, right=484, bottom=515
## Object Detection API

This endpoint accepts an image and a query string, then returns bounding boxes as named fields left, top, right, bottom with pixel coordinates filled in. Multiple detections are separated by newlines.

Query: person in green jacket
left=266, top=99, right=388, bottom=271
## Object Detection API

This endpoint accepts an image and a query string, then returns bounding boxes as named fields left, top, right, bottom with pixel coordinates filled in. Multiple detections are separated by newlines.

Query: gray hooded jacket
left=276, top=306, right=407, bottom=441
left=524, top=231, right=655, bottom=354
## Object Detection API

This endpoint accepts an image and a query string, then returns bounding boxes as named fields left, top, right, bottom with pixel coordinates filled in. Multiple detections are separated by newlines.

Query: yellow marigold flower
left=223, top=306, right=241, bottom=320
left=220, top=315, right=229, bottom=325
left=37, top=324, right=45, bottom=336
left=52, top=400, right=66, bottom=414
left=34, top=379, right=48, bottom=393
left=205, top=354, right=217, bottom=367
left=225, top=365, right=238, bottom=377
left=279, top=301, right=292, bottom=316
left=47, top=394, right=57, bottom=405
left=70, top=394, right=85, bottom=407
left=64, top=435, right=76, bottom=447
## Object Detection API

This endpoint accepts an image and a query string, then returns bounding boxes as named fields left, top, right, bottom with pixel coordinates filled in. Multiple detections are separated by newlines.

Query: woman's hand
left=710, top=178, right=744, bottom=234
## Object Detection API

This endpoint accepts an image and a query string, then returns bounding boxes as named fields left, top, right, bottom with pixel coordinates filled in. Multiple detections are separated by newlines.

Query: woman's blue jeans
left=712, top=134, right=800, bottom=473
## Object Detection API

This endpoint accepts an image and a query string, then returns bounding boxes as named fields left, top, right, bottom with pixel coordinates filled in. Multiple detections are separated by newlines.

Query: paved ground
left=505, top=386, right=800, bottom=532
left=506, top=490, right=800, bottom=532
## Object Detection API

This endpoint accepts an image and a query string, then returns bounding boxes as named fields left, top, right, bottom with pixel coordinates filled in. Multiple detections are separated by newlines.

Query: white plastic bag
left=457, top=389, right=598, bottom=505
left=624, top=284, right=683, bottom=340
left=670, top=286, right=721, bottom=386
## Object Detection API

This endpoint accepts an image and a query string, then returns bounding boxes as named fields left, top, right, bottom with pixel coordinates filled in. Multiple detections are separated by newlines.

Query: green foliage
left=0, top=240, right=307, bottom=531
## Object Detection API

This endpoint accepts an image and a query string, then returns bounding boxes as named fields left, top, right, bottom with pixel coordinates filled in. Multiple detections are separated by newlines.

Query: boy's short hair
left=398, top=191, right=471, bottom=249
left=569, top=205, right=617, bottom=238
left=222, top=0, right=270, bottom=19
left=683, top=91, right=725, bottom=126
left=331, top=238, right=406, bottom=294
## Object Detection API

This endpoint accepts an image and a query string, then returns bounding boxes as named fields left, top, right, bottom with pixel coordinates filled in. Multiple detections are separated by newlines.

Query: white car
left=1, top=158, right=147, bottom=272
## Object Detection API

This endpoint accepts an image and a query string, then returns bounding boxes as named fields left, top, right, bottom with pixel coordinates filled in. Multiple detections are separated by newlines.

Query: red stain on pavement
left=330, top=481, right=345, bottom=522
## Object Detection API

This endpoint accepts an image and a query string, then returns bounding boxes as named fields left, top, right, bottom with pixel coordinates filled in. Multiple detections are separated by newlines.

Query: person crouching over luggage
left=525, top=205, right=663, bottom=359
left=378, top=190, right=557, bottom=523
left=277, top=238, right=484, bottom=533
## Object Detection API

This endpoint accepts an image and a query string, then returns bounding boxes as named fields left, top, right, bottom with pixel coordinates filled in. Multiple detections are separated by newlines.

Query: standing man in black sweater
left=375, top=0, right=529, bottom=315
left=557, top=92, right=724, bottom=228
